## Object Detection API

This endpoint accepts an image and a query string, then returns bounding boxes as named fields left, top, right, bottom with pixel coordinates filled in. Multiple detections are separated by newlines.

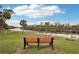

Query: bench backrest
left=25, top=35, right=52, bottom=43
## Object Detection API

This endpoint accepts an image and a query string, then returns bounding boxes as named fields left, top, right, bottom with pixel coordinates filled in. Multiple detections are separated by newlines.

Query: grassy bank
left=0, top=30, right=79, bottom=54
left=0, top=30, right=35, bottom=54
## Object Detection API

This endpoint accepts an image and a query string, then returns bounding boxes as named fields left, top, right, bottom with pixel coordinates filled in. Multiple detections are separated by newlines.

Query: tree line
left=20, top=20, right=79, bottom=34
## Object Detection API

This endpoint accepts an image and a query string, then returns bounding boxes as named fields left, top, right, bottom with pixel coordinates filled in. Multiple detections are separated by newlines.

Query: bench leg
left=24, top=38, right=26, bottom=49
left=37, top=38, right=40, bottom=49
left=51, top=37, right=54, bottom=49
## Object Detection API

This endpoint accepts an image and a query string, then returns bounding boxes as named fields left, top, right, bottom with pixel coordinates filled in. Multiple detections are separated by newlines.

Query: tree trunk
left=0, top=20, right=4, bottom=32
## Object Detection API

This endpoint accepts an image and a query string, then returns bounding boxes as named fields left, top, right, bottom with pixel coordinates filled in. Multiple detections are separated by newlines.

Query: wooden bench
left=23, top=35, right=54, bottom=49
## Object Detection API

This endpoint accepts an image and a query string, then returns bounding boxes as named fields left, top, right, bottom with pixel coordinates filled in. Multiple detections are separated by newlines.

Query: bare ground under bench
left=15, top=43, right=58, bottom=54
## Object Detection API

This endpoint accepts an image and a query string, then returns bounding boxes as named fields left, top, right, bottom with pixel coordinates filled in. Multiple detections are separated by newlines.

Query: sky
left=0, top=4, right=79, bottom=27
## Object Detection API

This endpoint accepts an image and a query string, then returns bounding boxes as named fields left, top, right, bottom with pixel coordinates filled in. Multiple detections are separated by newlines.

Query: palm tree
left=20, top=20, right=27, bottom=34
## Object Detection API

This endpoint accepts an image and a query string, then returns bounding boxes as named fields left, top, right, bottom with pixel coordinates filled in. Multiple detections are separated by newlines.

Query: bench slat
left=25, top=35, right=52, bottom=43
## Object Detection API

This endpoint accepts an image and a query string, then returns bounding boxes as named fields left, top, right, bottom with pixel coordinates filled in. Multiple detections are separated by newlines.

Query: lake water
left=10, top=28, right=79, bottom=40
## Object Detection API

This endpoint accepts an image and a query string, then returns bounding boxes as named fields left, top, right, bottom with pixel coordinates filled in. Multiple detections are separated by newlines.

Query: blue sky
left=0, top=4, right=79, bottom=27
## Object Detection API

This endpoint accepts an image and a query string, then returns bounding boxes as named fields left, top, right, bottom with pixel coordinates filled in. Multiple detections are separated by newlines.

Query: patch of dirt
left=14, top=46, right=59, bottom=54
left=14, top=43, right=59, bottom=54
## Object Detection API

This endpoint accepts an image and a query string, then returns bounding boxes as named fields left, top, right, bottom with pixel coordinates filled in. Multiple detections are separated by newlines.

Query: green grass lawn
left=54, top=37, right=79, bottom=54
left=0, top=30, right=79, bottom=54
left=0, top=30, right=35, bottom=54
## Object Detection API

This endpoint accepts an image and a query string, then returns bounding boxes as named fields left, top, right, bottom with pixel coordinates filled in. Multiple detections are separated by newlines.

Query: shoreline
left=10, top=28, right=79, bottom=40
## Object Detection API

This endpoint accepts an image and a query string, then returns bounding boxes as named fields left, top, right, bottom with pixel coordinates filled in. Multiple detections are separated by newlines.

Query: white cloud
left=5, top=20, right=21, bottom=27
left=13, top=4, right=65, bottom=18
